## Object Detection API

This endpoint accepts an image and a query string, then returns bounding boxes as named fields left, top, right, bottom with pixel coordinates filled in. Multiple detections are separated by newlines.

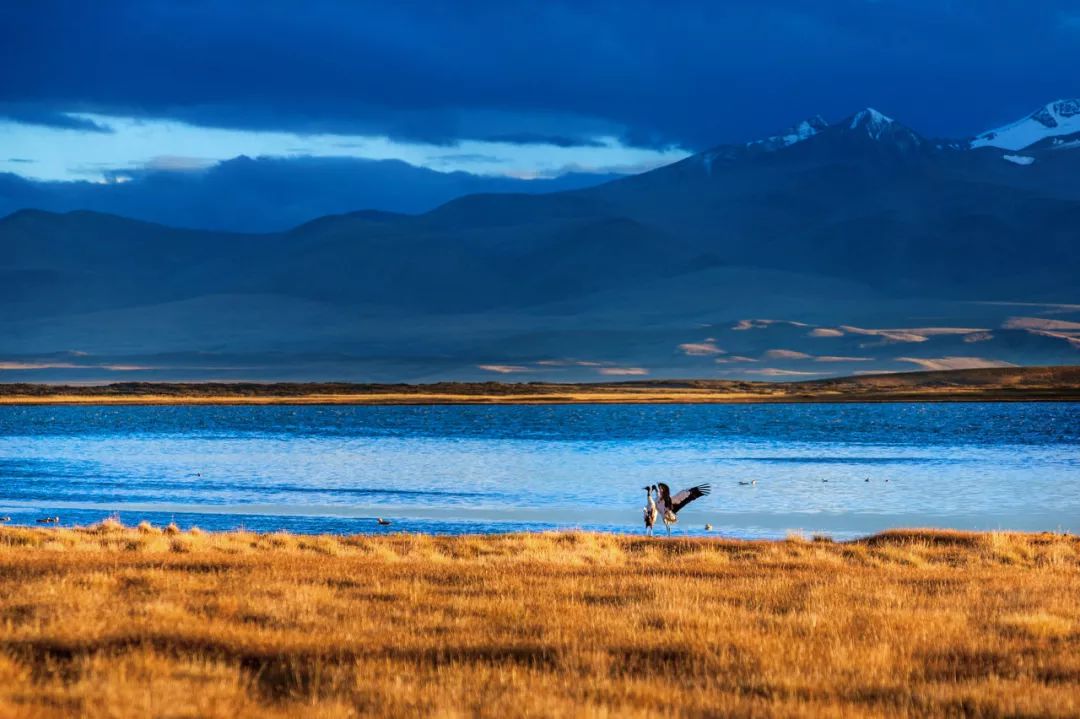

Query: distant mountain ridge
left=701, top=100, right=1080, bottom=165
left=2, top=101, right=1079, bottom=382
left=0, top=155, right=622, bottom=233
left=3, top=100, right=1079, bottom=235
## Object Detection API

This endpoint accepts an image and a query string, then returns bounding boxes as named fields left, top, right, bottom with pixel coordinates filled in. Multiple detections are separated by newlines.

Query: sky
left=1, top=1, right=1079, bottom=184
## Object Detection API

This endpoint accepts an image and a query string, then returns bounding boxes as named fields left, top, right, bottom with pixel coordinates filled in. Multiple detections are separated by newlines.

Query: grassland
left=0, top=524, right=1077, bottom=717
left=2, top=365, right=1079, bottom=405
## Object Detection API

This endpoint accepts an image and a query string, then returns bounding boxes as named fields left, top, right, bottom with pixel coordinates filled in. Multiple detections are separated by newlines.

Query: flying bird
left=655, top=483, right=711, bottom=535
left=642, top=485, right=658, bottom=536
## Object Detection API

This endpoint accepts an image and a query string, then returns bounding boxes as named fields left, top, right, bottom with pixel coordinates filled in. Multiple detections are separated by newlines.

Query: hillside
left=2, top=104, right=1079, bottom=382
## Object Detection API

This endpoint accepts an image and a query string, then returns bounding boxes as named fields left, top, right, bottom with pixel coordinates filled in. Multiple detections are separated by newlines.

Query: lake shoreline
left=3, top=391, right=1078, bottom=405
left=2, top=522, right=1076, bottom=542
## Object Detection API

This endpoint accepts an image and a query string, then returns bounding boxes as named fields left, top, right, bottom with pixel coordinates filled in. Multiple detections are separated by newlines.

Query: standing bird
left=655, top=483, right=711, bottom=535
left=642, top=485, right=658, bottom=536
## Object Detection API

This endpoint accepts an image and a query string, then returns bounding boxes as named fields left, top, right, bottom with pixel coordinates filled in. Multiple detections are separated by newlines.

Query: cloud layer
left=3, top=1, right=1080, bottom=152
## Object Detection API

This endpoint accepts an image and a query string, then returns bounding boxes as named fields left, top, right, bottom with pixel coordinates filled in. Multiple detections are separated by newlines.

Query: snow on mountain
left=836, top=108, right=927, bottom=151
left=971, top=99, right=1080, bottom=150
left=699, top=115, right=828, bottom=174
left=696, top=99, right=1079, bottom=176
left=848, top=108, right=895, bottom=138
left=1021, top=129, right=1080, bottom=152
left=747, top=116, right=828, bottom=150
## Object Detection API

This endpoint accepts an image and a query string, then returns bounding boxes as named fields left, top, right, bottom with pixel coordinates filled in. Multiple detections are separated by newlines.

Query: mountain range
left=2, top=101, right=1079, bottom=382
left=0, top=156, right=621, bottom=233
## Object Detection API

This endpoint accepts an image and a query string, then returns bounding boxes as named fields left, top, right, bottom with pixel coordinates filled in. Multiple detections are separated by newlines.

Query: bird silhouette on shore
left=642, top=485, right=658, bottom=536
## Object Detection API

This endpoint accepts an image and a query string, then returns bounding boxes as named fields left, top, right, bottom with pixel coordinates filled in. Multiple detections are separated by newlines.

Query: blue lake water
left=1, top=403, right=1077, bottom=538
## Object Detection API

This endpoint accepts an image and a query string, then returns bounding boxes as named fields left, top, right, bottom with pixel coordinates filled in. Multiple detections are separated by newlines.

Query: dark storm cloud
left=1, top=1, right=1078, bottom=149
left=0, top=105, right=113, bottom=133
left=482, top=134, right=608, bottom=148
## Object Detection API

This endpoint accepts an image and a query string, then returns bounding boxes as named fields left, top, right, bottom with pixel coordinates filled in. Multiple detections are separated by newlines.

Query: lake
left=1, top=402, right=1077, bottom=538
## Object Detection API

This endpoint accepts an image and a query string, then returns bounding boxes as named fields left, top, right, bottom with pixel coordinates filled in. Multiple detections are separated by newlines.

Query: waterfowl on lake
left=376, top=518, right=392, bottom=526
left=642, top=485, right=658, bottom=536
left=738, top=480, right=757, bottom=486
left=36, top=516, right=59, bottom=524
left=704, top=523, right=713, bottom=531
left=655, top=482, right=711, bottom=535
left=0, top=516, right=10, bottom=522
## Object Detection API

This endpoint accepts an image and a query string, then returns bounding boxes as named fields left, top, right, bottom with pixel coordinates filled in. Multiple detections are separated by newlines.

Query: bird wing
left=656, top=483, right=673, bottom=510
left=671, top=484, right=711, bottom=513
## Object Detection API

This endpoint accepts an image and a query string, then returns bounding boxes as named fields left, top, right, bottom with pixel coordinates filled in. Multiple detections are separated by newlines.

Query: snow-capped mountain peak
left=971, top=99, right=1080, bottom=151
left=849, top=108, right=895, bottom=138
left=746, top=115, right=828, bottom=150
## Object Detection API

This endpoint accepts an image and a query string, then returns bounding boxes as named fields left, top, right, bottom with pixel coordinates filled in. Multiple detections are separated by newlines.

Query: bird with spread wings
left=654, top=482, right=710, bottom=535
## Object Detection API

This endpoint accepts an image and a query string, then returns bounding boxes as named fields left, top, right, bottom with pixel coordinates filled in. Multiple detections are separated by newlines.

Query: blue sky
left=2, top=1, right=1078, bottom=183
left=1, top=112, right=685, bottom=182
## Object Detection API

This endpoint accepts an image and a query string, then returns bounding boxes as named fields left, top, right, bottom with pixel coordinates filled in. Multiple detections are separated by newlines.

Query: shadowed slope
left=3, top=111, right=1080, bottom=381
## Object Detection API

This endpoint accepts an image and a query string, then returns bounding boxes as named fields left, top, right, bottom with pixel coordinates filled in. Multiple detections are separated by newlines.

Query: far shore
left=3, top=388, right=1080, bottom=405
left=1, top=365, right=1079, bottom=404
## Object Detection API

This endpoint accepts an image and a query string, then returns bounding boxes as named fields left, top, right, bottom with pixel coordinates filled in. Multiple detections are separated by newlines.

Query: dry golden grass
left=0, top=525, right=1078, bottom=718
